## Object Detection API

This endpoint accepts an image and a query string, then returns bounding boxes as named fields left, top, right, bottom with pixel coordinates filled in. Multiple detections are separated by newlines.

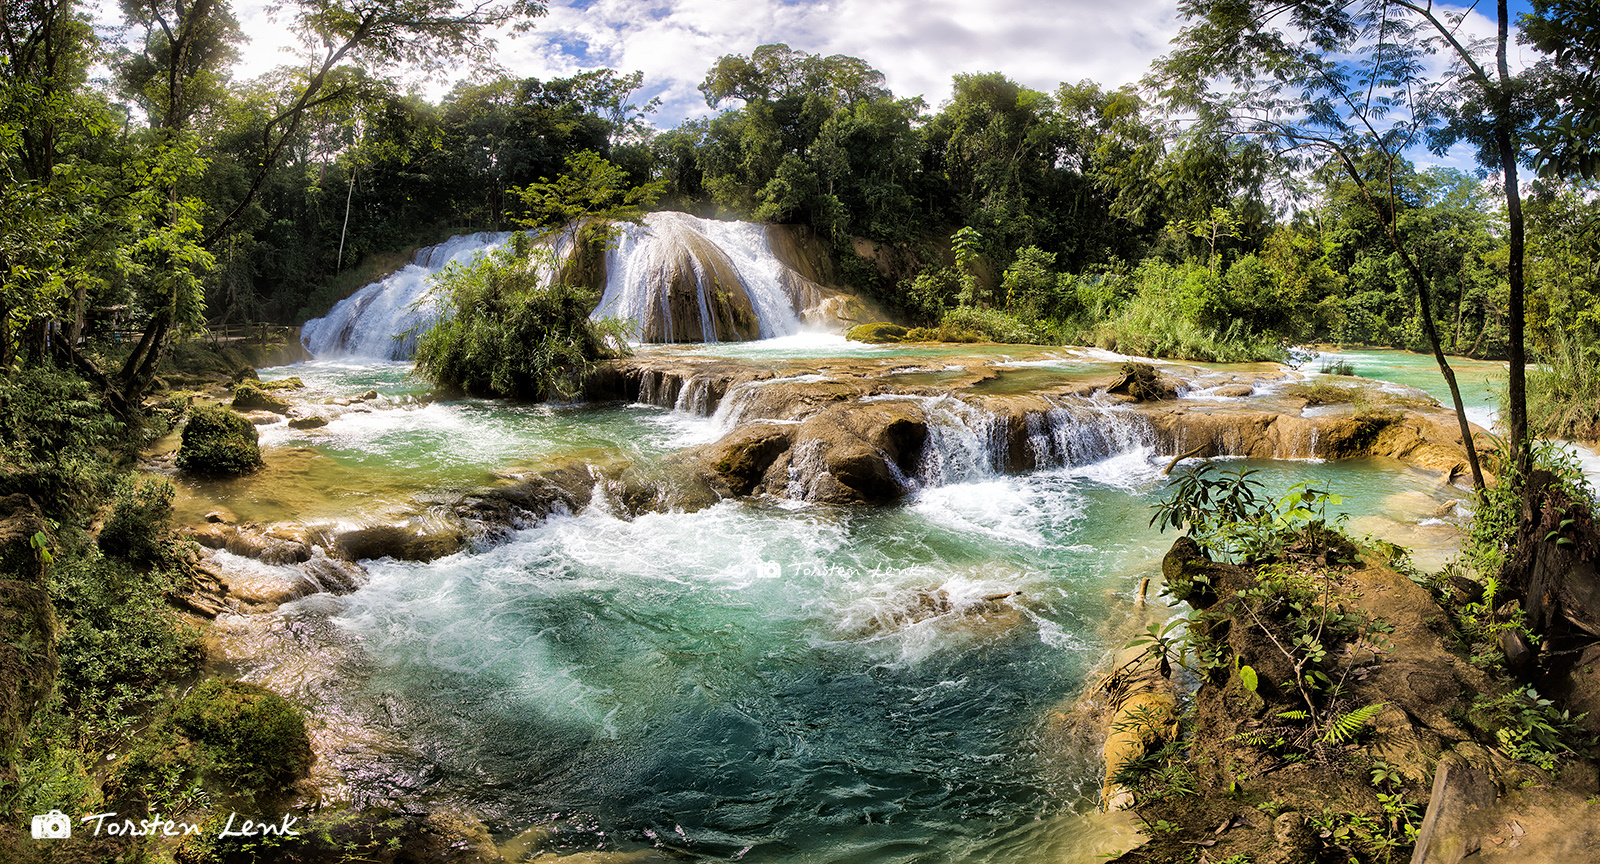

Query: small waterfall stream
left=301, top=232, right=514, bottom=359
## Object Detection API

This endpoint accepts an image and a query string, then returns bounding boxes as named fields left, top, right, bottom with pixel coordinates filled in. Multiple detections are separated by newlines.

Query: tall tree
left=1152, top=0, right=1541, bottom=486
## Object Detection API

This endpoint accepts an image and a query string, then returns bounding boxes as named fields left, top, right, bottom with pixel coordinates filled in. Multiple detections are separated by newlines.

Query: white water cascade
left=301, top=213, right=825, bottom=359
left=593, top=212, right=806, bottom=342
left=301, top=232, right=513, bottom=359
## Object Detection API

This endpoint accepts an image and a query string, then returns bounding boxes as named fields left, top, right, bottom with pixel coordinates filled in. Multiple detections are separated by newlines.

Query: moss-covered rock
left=177, top=405, right=265, bottom=477
left=845, top=322, right=909, bottom=343
left=257, top=376, right=304, bottom=390
left=173, top=679, right=310, bottom=798
left=231, top=380, right=292, bottom=413
left=107, top=679, right=311, bottom=819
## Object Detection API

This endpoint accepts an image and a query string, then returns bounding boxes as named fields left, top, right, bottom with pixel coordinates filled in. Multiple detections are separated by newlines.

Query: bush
left=937, top=306, right=1051, bottom=344
left=414, top=231, right=630, bottom=400
left=0, top=367, right=127, bottom=520
left=98, top=475, right=176, bottom=563
left=171, top=679, right=311, bottom=806
left=177, top=404, right=264, bottom=476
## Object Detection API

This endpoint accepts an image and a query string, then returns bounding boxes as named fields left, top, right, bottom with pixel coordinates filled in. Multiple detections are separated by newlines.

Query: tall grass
left=1527, top=327, right=1600, bottom=441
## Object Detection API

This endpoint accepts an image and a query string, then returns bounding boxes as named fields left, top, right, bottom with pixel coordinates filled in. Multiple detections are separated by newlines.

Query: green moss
left=845, top=322, right=908, bottom=343
left=102, top=680, right=310, bottom=821
left=170, top=679, right=310, bottom=807
left=256, top=377, right=304, bottom=391
left=177, top=405, right=264, bottom=477
left=231, top=381, right=291, bottom=413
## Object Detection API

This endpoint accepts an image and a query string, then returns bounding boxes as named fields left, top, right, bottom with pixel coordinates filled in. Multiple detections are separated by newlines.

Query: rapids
left=192, top=344, right=1495, bottom=863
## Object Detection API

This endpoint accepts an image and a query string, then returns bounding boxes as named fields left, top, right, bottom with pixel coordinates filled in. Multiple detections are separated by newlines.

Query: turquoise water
left=227, top=354, right=1472, bottom=862
left=1311, top=348, right=1506, bottom=421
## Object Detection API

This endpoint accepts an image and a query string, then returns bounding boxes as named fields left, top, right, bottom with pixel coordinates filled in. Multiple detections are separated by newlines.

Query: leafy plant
left=1471, top=685, right=1590, bottom=770
left=413, top=231, right=633, bottom=400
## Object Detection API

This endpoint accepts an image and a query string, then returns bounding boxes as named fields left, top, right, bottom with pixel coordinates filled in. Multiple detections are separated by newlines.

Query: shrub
left=97, top=475, right=176, bottom=563
left=170, top=679, right=311, bottom=806
left=176, top=404, right=264, bottom=476
left=414, top=231, right=630, bottom=400
left=937, top=306, right=1051, bottom=344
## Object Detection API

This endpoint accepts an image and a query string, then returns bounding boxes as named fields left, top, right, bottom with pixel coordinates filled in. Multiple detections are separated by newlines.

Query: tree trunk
left=1339, top=150, right=1486, bottom=489
left=1497, top=0, right=1530, bottom=472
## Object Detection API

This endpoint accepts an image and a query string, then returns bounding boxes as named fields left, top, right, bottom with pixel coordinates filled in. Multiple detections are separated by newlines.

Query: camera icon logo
left=31, top=810, right=72, bottom=839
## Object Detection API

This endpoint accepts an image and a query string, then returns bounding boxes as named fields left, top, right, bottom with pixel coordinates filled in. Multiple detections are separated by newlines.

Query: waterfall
left=301, top=232, right=513, bottom=359
left=914, top=396, right=1156, bottom=487
left=593, top=212, right=805, bottom=342
left=301, top=213, right=827, bottom=357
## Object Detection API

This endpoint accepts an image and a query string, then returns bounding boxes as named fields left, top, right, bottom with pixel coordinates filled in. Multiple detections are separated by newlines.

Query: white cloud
left=149, top=0, right=1535, bottom=134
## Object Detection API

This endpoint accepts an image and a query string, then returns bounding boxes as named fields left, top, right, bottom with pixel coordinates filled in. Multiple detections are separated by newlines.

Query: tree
left=1521, top=0, right=1600, bottom=180
left=1151, top=0, right=1542, bottom=487
left=203, top=0, right=548, bottom=249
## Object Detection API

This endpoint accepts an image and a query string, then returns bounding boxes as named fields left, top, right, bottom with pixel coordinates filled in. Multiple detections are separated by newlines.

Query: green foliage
left=1320, top=703, right=1385, bottom=744
left=169, top=679, right=312, bottom=806
left=845, top=322, right=908, bottom=343
left=1082, top=260, right=1284, bottom=363
left=0, top=367, right=129, bottom=519
left=513, top=149, right=664, bottom=230
left=176, top=403, right=264, bottom=476
left=1319, top=359, right=1355, bottom=376
left=52, top=545, right=201, bottom=739
left=413, top=231, right=630, bottom=400
left=97, top=475, right=176, bottom=563
left=936, top=306, right=1051, bottom=344
left=1469, top=685, right=1590, bottom=771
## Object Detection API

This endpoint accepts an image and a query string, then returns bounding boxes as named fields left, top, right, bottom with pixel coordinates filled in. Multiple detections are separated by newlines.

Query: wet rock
left=289, top=414, right=329, bottom=430
left=204, top=508, right=236, bottom=524
left=334, top=521, right=465, bottom=563
left=232, top=380, right=292, bottom=414
left=258, top=376, right=305, bottom=390
left=1106, top=362, right=1176, bottom=401
left=225, top=526, right=312, bottom=565
left=301, top=548, right=365, bottom=594
left=708, top=425, right=793, bottom=496
left=1213, top=384, right=1254, bottom=397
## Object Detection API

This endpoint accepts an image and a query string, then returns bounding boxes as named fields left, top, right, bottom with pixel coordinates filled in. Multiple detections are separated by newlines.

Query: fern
left=1321, top=703, right=1385, bottom=744
left=1277, top=709, right=1310, bottom=720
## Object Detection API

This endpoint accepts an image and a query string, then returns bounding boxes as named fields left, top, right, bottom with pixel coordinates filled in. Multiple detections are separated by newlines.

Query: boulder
left=176, top=404, right=265, bottom=476
left=334, top=521, right=465, bottom=563
left=232, top=380, right=292, bottom=414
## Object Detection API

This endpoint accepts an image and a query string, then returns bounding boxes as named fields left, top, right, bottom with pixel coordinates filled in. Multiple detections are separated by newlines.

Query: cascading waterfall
left=301, top=232, right=513, bottom=359
left=593, top=212, right=805, bottom=342
left=301, top=213, right=825, bottom=357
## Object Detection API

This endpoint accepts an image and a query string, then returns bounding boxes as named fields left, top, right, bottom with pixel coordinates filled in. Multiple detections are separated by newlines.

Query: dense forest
left=6, top=2, right=1600, bottom=415
left=3, top=0, right=1600, bottom=859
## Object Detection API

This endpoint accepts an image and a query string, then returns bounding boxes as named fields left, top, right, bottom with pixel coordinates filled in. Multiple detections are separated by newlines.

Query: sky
left=210, top=0, right=1542, bottom=139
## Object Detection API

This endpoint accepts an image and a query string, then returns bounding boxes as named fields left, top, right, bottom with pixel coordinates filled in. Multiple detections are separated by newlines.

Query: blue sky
left=218, top=0, right=1540, bottom=147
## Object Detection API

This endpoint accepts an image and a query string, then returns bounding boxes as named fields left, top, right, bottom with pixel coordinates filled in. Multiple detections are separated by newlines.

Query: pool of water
left=207, top=354, right=1474, bottom=863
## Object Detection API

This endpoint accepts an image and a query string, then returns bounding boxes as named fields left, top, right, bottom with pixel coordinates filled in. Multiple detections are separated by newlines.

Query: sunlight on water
left=214, top=351, right=1491, bottom=863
